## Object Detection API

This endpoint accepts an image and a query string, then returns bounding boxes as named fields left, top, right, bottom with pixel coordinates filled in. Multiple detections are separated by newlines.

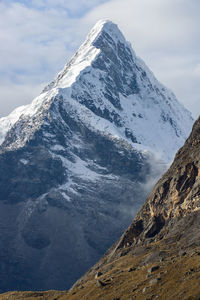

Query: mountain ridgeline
left=0, top=20, right=193, bottom=292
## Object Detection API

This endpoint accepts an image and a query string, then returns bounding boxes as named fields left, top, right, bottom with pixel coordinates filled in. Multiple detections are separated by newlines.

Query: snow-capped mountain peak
left=0, top=20, right=194, bottom=292
left=0, top=20, right=193, bottom=160
left=43, top=19, right=129, bottom=92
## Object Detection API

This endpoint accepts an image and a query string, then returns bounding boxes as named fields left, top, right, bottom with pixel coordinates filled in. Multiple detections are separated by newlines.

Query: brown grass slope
left=1, top=117, right=200, bottom=299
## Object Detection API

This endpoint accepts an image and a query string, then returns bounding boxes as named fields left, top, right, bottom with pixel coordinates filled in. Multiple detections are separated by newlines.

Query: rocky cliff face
left=116, top=116, right=200, bottom=251
left=0, top=20, right=193, bottom=292
left=63, top=118, right=200, bottom=300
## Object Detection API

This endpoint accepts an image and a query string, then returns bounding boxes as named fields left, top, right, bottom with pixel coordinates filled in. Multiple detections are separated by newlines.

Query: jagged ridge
left=0, top=20, right=193, bottom=160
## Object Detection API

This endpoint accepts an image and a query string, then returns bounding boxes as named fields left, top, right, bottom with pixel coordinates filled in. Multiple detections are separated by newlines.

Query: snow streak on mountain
left=0, top=20, right=194, bottom=291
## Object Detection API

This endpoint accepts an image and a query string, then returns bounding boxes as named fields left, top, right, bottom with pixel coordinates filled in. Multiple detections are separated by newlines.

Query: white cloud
left=31, top=0, right=107, bottom=12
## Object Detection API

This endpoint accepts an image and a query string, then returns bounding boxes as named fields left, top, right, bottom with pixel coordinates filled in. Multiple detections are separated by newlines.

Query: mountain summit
left=0, top=20, right=193, bottom=291
left=0, top=20, right=192, bottom=159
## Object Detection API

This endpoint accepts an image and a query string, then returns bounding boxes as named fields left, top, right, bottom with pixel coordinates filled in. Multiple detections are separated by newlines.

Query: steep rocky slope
left=65, top=117, right=200, bottom=299
left=1, top=114, right=200, bottom=300
left=0, top=20, right=193, bottom=292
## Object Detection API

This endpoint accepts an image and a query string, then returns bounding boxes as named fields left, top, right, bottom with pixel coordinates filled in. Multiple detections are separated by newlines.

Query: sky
left=0, top=0, right=199, bottom=118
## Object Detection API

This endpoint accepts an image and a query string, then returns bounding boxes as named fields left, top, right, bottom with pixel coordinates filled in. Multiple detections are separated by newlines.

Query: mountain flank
left=1, top=120, right=200, bottom=299
left=66, top=116, right=200, bottom=299
left=0, top=20, right=193, bottom=293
